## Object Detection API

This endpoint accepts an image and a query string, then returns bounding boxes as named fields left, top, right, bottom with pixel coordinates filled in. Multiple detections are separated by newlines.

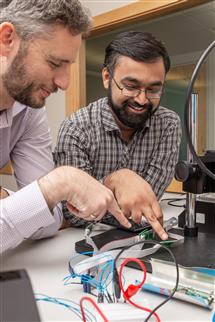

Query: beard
left=2, top=43, right=57, bottom=109
left=108, top=86, right=158, bottom=129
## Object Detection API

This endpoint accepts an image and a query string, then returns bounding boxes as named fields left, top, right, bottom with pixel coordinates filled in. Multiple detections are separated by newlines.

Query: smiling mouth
left=128, top=104, right=146, bottom=112
left=41, top=88, right=51, bottom=98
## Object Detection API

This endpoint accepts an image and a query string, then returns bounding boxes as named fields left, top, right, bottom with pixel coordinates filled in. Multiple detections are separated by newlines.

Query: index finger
left=152, top=201, right=163, bottom=226
left=143, top=208, right=168, bottom=240
left=108, top=199, right=131, bottom=228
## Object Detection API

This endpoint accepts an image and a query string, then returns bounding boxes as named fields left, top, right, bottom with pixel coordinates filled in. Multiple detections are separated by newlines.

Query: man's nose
left=134, top=90, right=149, bottom=105
left=53, top=68, right=70, bottom=91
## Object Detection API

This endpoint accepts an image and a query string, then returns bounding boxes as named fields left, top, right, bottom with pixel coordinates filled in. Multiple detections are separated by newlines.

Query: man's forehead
left=114, top=56, right=165, bottom=81
left=116, top=55, right=164, bottom=68
left=28, top=31, right=81, bottom=63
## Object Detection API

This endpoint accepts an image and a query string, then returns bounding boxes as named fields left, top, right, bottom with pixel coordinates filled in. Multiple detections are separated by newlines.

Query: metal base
left=184, top=225, right=198, bottom=237
left=178, top=201, right=215, bottom=233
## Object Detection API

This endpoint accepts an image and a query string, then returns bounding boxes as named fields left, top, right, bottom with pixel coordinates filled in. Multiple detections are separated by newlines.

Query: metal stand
left=184, top=193, right=198, bottom=237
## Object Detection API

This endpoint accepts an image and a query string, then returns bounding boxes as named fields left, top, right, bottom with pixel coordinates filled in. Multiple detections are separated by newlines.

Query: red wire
left=80, top=296, right=109, bottom=322
left=119, top=257, right=161, bottom=322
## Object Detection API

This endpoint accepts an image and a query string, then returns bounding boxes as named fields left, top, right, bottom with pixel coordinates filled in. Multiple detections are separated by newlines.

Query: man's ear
left=0, top=22, right=18, bottom=56
left=102, top=67, right=111, bottom=89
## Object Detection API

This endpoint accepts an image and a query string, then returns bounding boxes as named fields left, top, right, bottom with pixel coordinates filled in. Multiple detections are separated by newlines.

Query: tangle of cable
left=118, top=257, right=159, bottom=321
left=66, top=251, right=115, bottom=300
left=113, top=240, right=179, bottom=322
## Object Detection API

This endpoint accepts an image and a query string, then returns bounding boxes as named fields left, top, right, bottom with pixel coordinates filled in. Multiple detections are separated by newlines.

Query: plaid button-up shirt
left=54, top=97, right=181, bottom=227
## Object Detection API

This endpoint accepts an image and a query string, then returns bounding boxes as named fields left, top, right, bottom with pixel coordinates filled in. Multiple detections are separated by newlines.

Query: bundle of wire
left=65, top=251, right=116, bottom=302
left=35, top=293, right=96, bottom=321
left=66, top=240, right=179, bottom=322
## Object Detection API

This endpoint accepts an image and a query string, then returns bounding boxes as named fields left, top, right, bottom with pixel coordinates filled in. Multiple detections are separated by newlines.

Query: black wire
left=167, top=198, right=186, bottom=208
left=160, top=196, right=186, bottom=208
left=160, top=193, right=185, bottom=202
left=184, top=40, right=215, bottom=181
left=113, top=240, right=179, bottom=322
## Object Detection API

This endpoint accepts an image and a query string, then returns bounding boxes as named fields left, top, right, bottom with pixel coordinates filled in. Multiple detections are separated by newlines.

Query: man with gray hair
left=0, top=0, right=130, bottom=253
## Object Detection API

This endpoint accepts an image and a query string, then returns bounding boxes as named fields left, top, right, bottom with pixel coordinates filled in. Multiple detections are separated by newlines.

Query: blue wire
left=35, top=293, right=96, bottom=322
left=98, top=260, right=114, bottom=290
left=35, top=294, right=82, bottom=320
left=67, top=252, right=115, bottom=293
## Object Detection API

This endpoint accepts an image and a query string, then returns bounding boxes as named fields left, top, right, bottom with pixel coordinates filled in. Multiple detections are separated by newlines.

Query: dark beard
left=108, top=87, right=155, bottom=129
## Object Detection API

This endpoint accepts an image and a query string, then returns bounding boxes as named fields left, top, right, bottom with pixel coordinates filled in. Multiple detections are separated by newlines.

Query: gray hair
left=0, top=0, right=92, bottom=40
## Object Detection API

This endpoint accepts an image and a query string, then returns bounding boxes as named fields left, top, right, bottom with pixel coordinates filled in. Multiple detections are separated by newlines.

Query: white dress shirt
left=0, top=102, right=62, bottom=253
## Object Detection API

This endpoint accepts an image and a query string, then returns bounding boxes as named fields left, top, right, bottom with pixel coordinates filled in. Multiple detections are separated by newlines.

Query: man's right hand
left=104, top=169, right=168, bottom=240
left=38, top=166, right=131, bottom=228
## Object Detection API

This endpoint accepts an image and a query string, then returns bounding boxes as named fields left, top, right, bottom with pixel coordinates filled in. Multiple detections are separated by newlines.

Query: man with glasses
left=55, top=31, right=182, bottom=239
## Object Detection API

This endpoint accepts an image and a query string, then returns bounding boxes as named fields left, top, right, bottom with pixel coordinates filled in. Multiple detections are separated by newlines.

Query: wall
left=45, top=90, right=65, bottom=148
left=81, top=0, right=137, bottom=17
left=46, top=0, right=137, bottom=147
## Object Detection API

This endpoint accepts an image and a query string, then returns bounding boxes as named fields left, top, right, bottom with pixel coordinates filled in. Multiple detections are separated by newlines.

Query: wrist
left=104, top=169, right=132, bottom=190
left=38, top=166, right=69, bottom=210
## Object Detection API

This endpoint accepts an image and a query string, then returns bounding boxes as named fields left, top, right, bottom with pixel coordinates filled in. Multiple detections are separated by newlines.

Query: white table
left=1, top=194, right=214, bottom=322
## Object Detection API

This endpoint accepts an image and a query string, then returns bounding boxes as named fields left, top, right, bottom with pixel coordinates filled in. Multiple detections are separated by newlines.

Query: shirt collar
left=0, top=102, right=27, bottom=129
left=101, top=98, right=119, bottom=132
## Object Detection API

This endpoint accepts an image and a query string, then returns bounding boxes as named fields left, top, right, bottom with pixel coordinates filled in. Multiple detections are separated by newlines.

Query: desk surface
left=1, top=194, right=214, bottom=322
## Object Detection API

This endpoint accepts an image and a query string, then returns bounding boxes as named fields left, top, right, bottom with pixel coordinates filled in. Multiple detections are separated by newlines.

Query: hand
left=104, top=169, right=168, bottom=240
left=0, top=186, right=9, bottom=199
left=38, top=166, right=131, bottom=228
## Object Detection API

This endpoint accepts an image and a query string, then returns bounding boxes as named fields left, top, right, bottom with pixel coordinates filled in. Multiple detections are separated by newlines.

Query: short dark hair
left=104, top=31, right=170, bottom=74
left=0, top=0, right=92, bottom=40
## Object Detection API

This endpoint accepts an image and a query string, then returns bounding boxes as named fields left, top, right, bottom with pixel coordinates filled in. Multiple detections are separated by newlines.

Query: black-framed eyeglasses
left=110, top=73, right=163, bottom=100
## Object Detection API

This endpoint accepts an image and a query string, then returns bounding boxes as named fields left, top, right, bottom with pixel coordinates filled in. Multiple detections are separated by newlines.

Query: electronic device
left=75, top=225, right=215, bottom=270
left=0, top=269, right=41, bottom=322
left=120, top=220, right=151, bottom=232
left=76, top=218, right=183, bottom=269
left=102, top=215, right=151, bottom=232
left=76, top=228, right=138, bottom=254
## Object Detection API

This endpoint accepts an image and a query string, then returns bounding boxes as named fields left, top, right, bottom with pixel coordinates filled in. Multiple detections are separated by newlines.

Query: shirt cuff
left=2, top=181, right=55, bottom=239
